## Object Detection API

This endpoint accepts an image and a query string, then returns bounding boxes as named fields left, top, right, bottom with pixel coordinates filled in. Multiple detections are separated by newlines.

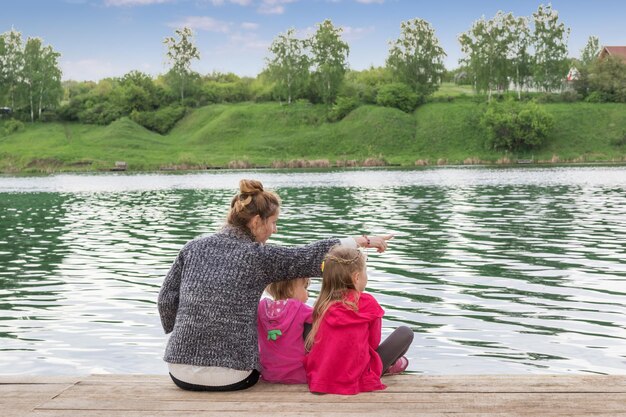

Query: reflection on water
left=1, top=167, right=625, bottom=375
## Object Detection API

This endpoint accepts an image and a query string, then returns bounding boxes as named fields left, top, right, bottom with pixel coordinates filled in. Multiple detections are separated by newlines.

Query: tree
left=265, top=28, right=309, bottom=104
left=580, top=36, right=601, bottom=68
left=532, top=4, right=570, bottom=92
left=459, top=12, right=518, bottom=100
left=506, top=14, right=532, bottom=99
left=164, top=27, right=200, bottom=102
left=386, top=18, right=446, bottom=99
left=0, top=29, right=25, bottom=109
left=586, top=56, right=626, bottom=103
left=117, top=70, right=159, bottom=112
left=22, top=37, right=62, bottom=122
left=309, top=20, right=349, bottom=105
left=459, top=12, right=508, bottom=100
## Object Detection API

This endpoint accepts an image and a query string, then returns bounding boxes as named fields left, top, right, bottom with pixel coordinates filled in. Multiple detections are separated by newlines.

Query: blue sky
left=2, top=0, right=625, bottom=81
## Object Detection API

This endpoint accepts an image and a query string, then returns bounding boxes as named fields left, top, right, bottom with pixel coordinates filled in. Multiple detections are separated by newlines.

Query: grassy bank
left=1, top=100, right=625, bottom=173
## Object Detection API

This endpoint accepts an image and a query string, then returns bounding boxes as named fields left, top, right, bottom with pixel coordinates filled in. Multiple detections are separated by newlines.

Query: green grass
left=433, top=82, right=475, bottom=97
left=1, top=100, right=625, bottom=173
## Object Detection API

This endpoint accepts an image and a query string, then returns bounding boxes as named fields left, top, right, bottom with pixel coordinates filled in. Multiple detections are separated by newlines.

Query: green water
left=1, top=167, right=625, bottom=374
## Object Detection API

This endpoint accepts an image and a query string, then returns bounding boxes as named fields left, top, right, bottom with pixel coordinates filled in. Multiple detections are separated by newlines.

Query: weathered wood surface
left=2, top=374, right=626, bottom=417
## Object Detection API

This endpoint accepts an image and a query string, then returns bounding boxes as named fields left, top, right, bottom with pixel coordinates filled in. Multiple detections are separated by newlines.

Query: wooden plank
left=74, top=374, right=626, bottom=393
left=28, top=411, right=626, bottom=417
left=0, top=383, right=74, bottom=417
left=0, top=384, right=73, bottom=398
left=3, top=375, right=626, bottom=417
left=35, top=393, right=626, bottom=413
left=0, top=376, right=81, bottom=384
left=41, top=383, right=626, bottom=402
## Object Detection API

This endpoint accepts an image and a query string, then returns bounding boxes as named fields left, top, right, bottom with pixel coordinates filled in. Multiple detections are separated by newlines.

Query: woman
left=158, top=179, right=392, bottom=391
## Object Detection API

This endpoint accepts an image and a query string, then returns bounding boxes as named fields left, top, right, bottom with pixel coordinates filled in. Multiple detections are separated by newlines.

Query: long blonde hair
left=304, top=245, right=366, bottom=351
left=227, top=179, right=280, bottom=238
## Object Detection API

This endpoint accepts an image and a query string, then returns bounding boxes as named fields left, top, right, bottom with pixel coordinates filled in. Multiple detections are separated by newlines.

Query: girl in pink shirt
left=303, top=245, right=414, bottom=395
left=257, top=277, right=312, bottom=384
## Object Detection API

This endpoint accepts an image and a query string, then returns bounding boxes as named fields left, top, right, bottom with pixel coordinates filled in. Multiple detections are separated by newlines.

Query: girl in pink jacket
left=303, top=245, right=414, bottom=395
left=257, top=277, right=312, bottom=384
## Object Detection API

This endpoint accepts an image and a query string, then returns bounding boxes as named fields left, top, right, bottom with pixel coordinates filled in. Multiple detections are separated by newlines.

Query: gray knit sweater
left=158, top=225, right=339, bottom=371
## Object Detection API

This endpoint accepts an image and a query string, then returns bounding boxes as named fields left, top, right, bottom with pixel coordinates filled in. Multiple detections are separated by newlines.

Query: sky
left=2, top=0, right=625, bottom=81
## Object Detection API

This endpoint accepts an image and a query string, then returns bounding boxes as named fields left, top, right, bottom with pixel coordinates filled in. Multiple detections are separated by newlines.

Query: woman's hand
left=354, top=234, right=393, bottom=253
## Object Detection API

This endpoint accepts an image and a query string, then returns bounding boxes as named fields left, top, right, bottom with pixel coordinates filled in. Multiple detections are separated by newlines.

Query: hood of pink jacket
left=322, top=291, right=384, bottom=327
left=257, top=298, right=302, bottom=334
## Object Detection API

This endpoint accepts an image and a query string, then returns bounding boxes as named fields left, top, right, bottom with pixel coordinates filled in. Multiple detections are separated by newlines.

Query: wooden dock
left=3, top=374, right=626, bottom=417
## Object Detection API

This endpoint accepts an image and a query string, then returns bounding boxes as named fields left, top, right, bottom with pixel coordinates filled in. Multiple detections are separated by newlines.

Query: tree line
left=0, top=30, right=62, bottom=122
left=1, top=3, right=625, bottom=135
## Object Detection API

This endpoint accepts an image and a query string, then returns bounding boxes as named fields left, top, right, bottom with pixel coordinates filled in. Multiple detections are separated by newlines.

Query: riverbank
left=4, top=374, right=626, bottom=417
left=1, top=101, right=625, bottom=173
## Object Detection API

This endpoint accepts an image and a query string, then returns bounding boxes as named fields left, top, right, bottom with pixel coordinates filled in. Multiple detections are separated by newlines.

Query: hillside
left=1, top=101, right=625, bottom=172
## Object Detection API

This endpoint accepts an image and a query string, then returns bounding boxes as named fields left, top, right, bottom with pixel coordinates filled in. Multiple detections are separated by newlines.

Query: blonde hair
left=266, top=278, right=310, bottom=300
left=304, top=245, right=366, bottom=351
left=227, top=179, right=281, bottom=238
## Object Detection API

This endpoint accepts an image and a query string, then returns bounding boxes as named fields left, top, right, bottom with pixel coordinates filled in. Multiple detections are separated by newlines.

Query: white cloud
left=208, top=0, right=252, bottom=5
left=241, top=22, right=260, bottom=30
left=168, top=16, right=231, bottom=32
left=258, top=0, right=296, bottom=15
left=341, top=25, right=375, bottom=40
left=228, top=33, right=270, bottom=51
left=355, top=0, right=384, bottom=4
left=104, top=0, right=172, bottom=6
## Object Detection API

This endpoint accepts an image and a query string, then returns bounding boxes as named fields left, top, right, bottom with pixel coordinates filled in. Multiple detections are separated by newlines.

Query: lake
left=1, top=166, right=625, bottom=375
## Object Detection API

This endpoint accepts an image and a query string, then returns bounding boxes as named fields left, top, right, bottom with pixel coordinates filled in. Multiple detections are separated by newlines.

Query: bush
left=0, top=119, right=25, bottom=136
left=130, top=105, right=186, bottom=134
left=78, top=101, right=123, bottom=125
left=376, top=82, right=418, bottom=113
left=130, top=105, right=187, bottom=134
left=328, top=96, right=360, bottom=122
left=481, top=100, right=554, bottom=151
left=584, top=91, right=608, bottom=103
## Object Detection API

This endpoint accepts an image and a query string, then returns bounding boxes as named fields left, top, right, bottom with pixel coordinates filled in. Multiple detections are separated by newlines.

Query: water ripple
left=1, top=167, right=625, bottom=374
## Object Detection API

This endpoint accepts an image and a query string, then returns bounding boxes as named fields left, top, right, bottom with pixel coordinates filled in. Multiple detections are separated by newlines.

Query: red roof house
left=598, top=46, right=626, bottom=63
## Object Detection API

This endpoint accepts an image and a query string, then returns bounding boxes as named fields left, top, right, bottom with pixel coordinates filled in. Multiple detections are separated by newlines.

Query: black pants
left=304, top=323, right=414, bottom=374
left=169, top=369, right=260, bottom=392
left=377, top=325, right=414, bottom=374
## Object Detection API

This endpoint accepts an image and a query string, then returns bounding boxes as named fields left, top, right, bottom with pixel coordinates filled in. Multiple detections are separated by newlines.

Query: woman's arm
left=259, top=234, right=393, bottom=284
left=157, top=251, right=184, bottom=334
left=352, top=234, right=393, bottom=253
left=259, top=238, right=340, bottom=283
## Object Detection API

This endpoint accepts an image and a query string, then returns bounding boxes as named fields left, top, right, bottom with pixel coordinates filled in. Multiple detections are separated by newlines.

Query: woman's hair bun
left=239, top=179, right=264, bottom=195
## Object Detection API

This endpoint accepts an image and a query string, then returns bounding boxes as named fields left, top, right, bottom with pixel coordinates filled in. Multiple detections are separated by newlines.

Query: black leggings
left=169, top=369, right=260, bottom=392
left=377, top=325, right=414, bottom=374
left=304, top=323, right=414, bottom=374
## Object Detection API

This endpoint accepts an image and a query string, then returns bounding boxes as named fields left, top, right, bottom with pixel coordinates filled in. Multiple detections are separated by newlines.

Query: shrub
left=130, top=105, right=187, bottom=134
left=78, top=101, right=123, bottom=125
left=376, top=82, right=418, bottom=113
left=0, top=119, right=25, bottom=136
left=481, top=100, right=554, bottom=151
left=328, top=96, right=360, bottom=122
left=584, top=91, right=608, bottom=103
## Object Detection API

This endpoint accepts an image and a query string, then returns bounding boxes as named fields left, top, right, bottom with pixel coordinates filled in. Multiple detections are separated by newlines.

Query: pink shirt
left=257, top=298, right=313, bottom=384
left=303, top=291, right=386, bottom=395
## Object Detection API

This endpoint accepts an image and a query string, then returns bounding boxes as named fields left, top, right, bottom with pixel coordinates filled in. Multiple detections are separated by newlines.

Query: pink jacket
left=303, top=291, right=386, bottom=395
left=257, top=298, right=313, bottom=384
